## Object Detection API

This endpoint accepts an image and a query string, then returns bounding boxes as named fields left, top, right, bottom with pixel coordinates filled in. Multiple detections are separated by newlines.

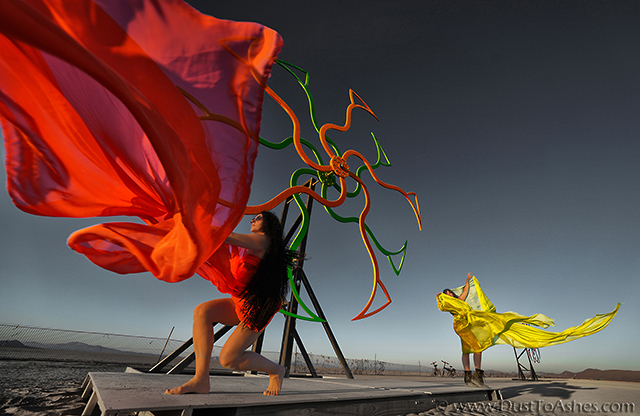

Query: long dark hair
left=239, top=211, right=295, bottom=331
left=443, top=288, right=458, bottom=298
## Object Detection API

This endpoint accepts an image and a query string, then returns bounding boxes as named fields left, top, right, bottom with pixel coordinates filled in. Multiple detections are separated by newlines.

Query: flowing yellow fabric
left=437, top=277, right=620, bottom=354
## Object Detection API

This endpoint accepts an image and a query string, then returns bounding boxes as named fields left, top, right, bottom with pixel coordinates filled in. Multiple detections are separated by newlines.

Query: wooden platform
left=80, top=370, right=502, bottom=416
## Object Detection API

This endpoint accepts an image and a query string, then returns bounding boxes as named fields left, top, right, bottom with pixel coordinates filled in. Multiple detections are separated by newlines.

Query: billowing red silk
left=0, top=0, right=283, bottom=283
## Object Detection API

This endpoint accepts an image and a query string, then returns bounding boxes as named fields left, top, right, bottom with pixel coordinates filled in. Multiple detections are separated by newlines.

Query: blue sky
left=1, top=0, right=639, bottom=374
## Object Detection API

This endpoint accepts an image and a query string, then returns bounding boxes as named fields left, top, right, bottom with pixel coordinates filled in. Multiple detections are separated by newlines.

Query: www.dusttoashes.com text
left=437, top=400, right=635, bottom=413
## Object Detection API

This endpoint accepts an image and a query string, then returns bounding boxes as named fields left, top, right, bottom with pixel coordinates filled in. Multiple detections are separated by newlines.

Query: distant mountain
left=25, top=341, right=111, bottom=354
left=0, top=340, right=38, bottom=349
left=24, top=341, right=145, bottom=355
left=555, top=368, right=640, bottom=383
left=0, top=339, right=146, bottom=356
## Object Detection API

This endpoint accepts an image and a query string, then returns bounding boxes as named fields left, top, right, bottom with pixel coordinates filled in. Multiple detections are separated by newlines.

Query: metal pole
left=155, top=326, right=174, bottom=364
left=293, top=329, right=319, bottom=378
left=276, top=178, right=352, bottom=379
left=526, top=349, right=539, bottom=381
left=299, top=269, right=354, bottom=379
left=279, top=182, right=315, bottom=377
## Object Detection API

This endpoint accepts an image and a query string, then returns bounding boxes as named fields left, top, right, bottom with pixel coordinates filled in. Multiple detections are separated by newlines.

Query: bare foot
left=165, top=377, right=210, bottom=394
left=263, top=365, right=285, bottom=396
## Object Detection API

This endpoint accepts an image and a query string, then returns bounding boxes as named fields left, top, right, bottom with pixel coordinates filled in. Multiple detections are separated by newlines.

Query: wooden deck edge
left=188, top=389, right=502, bottom=416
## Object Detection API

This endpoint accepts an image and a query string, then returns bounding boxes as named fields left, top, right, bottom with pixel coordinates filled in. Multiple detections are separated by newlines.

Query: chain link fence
left=0, top=323, right=185, bottom=366
left=0, top=323, right=432, bottom=376
left=289, top=352, right=432, bottom=376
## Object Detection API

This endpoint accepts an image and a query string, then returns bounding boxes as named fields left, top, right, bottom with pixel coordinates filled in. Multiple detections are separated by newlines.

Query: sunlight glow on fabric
left=437, top=277, right=620, bottom=353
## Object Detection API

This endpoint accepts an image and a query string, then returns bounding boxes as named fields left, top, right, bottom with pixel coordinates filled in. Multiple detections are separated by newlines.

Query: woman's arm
left=225, top=232, right=269, bottom=252
left=458, top=273, right=473, bottom=301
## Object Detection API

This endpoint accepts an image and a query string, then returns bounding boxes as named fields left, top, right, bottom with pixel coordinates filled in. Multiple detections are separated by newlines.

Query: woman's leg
left=165, top=298, right=239, bottom=394
left=471, top=352, right=486, bottom=387
left=219, top=323, right=285, bottom=396
left=461, top=353, right=471, bottom=371
left=473, top=352, right=482, bottom=370
left=462, top=353, right=474, bottom=385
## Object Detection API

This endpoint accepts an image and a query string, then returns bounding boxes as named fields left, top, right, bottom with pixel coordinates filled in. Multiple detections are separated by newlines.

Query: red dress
left=0, top=1, right=283, bottom=287
left=200, top=244, right=259, bottom=317
left=198, top=244, right=278, bottom=332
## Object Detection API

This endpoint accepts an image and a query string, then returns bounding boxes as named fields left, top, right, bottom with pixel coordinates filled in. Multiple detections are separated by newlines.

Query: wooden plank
left=80, top=391, right=98, bottom=416
left=81, top=372, right=502, bottom=416
left=81, top=374, right=94, bottom=401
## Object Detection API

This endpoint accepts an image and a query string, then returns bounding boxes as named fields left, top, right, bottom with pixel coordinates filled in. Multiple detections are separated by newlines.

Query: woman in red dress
left=166, top=211, right=293, bottom=396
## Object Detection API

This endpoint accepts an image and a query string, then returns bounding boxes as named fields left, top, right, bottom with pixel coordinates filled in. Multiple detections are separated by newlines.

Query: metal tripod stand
left=150, top=179, right=353, bottom=379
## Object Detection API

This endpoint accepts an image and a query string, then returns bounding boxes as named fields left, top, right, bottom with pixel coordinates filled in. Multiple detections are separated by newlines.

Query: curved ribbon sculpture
left=261, top=62, right=422, bottom=321
left=181, top=56, right=422, bottom=320
left=209, top=44, right=423, bottom=320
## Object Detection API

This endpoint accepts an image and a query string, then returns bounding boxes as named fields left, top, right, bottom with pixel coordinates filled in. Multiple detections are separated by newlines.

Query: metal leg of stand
left=299, top=269, right=354, bottom=379
left=525, top=349, right=539, bottom=381
left=514, top=347, right=538, bottom=381
left=280, top=267, right=306, bottom=377
left=149, top=324, right=233, bottom=374
left=149, top=339, right=194, bottom=373
left=292, top=329, right=318, bottom=378
left=277, top=179, right=352, bottom=379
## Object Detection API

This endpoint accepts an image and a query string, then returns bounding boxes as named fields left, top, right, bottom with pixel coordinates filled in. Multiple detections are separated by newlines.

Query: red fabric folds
left=0, top=0, right=283, bottom=282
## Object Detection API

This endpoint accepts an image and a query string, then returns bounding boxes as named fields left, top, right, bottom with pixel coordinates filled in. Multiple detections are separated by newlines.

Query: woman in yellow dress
left=442, top=273, right=487, bottom=387
left=438, top=274, right=619, bottom=388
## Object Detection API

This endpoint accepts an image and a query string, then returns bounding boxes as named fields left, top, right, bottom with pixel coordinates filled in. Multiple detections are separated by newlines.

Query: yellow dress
left=436, top=277, right=620, bottom=354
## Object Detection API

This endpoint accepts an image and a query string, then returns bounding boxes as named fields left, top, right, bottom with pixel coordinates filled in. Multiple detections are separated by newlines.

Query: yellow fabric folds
left=437, top=277, right=620, bottom=354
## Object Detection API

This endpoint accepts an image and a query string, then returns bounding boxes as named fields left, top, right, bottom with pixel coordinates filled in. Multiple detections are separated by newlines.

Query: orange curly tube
left=221, top=37, right=422, bottom=320
left=348, top=172, right=393, bottom=320
left=317, top=90, right=379, bottom=158
left=256, top=84, right=421, bottom=320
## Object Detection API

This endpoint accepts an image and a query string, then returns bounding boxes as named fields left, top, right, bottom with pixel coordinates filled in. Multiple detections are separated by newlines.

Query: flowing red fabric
left=0, top=0, right=283, bottom=282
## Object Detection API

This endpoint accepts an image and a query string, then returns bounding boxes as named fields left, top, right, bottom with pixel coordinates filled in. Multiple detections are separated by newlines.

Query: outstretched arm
left=458, top=273, right=473, bottom=301
left=225, top=232, right=269, bottom=252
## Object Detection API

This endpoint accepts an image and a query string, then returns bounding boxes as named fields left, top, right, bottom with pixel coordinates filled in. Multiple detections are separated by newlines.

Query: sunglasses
left=251, top=214, right=263, bottom=222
